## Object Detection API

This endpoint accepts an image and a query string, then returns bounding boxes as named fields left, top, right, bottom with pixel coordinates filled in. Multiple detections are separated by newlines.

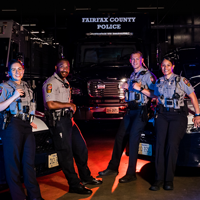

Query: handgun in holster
left=44, top=110, right=55, bottom=127
left=55, top=110, right=61, bottom=121
left=61, top=108, right=73, bottom=119
left=52, top=112, right=57, bottom=127
left=67, top=110, right=73, bottom=119
left=2, top=111, right=11, bottom=130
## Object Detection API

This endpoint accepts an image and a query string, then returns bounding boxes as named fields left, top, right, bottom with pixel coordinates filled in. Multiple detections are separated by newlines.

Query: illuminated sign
left=67, top=13, right=150, bottom=42
left=82, top=17, right=136, bottom=30
left=82, top=17, right=136, bottom=23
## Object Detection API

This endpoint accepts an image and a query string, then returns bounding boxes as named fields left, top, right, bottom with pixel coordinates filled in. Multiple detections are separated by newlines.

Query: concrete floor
left=1, top=121, right=200, bottom=200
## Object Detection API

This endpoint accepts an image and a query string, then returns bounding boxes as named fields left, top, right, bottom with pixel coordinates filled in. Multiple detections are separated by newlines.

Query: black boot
left=119, top=174, right=137, bottom=183
left=149, top=181, right=164, bottom=191
left=163, top=181, right=173, bottom=190
left=98, top=168, right=118, bottom=176
left=69, top=183, right=92, bottom=194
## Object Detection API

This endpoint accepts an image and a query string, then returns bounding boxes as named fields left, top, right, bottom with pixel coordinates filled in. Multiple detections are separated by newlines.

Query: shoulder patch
left=46, top=83, right=52, bottom=93
left=150, top=76, right=156, bottom=84
left=183, top=78, right=191, bottom=87
left=0, top=86, right=3, bottom=96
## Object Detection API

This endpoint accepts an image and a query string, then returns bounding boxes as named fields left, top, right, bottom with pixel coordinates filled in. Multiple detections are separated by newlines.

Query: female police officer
left=150, top=57, right=200, bottom=191
left=0, top=60, right=42, bottom=200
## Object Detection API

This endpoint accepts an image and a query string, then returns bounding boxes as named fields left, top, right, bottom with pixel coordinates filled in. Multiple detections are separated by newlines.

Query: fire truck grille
left=88, top=80, right=124, bottom=97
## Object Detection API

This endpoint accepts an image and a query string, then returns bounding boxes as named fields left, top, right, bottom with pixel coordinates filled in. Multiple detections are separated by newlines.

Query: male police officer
left=42, top=59, right=102, bottom=195
left=98, top=51, right=156, bottom=183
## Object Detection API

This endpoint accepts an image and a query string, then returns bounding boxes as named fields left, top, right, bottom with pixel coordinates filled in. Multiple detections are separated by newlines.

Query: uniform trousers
left=1, top=117, right=42, bottom=200
left=108, top=106, right=147, bottom=175
left=155, top=111, right=187, bottom=181
left=50, top=116, right=93, bottom=187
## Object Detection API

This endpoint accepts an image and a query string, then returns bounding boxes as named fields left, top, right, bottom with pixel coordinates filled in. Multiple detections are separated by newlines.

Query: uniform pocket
left=157, top=84, right=164, bottom=94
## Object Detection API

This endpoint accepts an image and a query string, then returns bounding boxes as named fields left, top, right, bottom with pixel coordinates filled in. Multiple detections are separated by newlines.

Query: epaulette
left=156, top=78, right=161, bottom=84
left=139, top=70, right=147, bottom=75
left=175, top=75, right=181, bottom=82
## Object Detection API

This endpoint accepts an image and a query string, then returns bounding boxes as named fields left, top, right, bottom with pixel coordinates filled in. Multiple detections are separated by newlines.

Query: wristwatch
left=140, top=86, right=144, bottom=92
left=194, top=113, right=200, bottom=117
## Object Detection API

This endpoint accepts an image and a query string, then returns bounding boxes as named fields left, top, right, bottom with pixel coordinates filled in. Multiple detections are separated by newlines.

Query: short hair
left=162, top=57, right=175, bottom=65
left=8, top=59, right=24, bottom=71
left=130, top=51, right=143, bottom=59
left=56, top=58, right=70, bottom=67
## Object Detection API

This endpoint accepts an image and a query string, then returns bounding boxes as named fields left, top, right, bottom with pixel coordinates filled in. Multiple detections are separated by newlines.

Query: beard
left=57, top=71, right=68, bottom=79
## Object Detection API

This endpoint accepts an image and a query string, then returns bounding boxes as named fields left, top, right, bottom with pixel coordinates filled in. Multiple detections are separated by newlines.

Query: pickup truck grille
left=88, top=80, right=124, bottom=98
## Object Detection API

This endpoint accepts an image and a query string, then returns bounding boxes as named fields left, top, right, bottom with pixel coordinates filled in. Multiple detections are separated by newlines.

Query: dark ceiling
left=1, top=0, right=199, bottom=31
left=1, top=0, right=200, bottom=59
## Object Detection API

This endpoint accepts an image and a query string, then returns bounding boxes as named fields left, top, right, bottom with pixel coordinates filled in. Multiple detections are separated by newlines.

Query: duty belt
left=156, top=105, right=184, bottom=113
left=51, top=108, right=73, bottom=120
left=13, top=113, right=31, bottom=121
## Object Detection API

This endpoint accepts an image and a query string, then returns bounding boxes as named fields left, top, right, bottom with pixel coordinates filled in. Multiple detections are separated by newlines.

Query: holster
left=45, top=109, right=73, bottom=128
left=44, top=110, right=56, bottom=128
left=2, top=111, right=11, bottom=130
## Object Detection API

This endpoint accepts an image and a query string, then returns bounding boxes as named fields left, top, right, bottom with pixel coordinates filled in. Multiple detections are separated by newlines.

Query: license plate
left=106, top=107, right=119, bottom=114
left=138, top=143, right=152, bottom=156
left=48, top=153, right=59, bottom=168
left=97, top=84, right=105, bottom=89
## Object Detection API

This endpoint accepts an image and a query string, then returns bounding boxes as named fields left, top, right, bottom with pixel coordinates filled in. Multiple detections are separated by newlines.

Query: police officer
left=42, top=59, right=102, bottom=195
left=98, top=51, right=156, bottom=183
left=0, top=59, right=42, bottom=200
left=149, top=57, right=200, bottom=191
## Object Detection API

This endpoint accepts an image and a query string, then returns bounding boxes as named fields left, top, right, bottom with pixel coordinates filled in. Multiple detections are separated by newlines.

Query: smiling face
left=161, top=59, right=174, bottom=78
left=8, top=62, right=24, bottom=83
left=55, top=60, right=70, bottom=79
left=129, top=53, right=144, bottom=72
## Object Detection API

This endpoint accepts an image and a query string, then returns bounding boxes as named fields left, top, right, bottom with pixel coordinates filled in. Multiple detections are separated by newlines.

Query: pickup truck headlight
left=120, top=78, right=127, bottom=83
